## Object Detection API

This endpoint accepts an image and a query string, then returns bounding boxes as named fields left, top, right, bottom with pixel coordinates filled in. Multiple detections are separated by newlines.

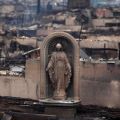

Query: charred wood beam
left=4, top=112, right=57, bottom=120
left=77, top=105, right=120, bottom=119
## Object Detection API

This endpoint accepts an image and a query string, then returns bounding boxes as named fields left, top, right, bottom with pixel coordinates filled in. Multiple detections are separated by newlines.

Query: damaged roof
left=80, top=36, right=120, bottom=49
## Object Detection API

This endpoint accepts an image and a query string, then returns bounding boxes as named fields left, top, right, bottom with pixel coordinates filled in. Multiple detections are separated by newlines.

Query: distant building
left=91, top=0, right=120, bottom=7
left=68, top=0, right=90, bottom=9
left=39, top=0, right=68, bottom=12
left=0, top=3, right=15, bottom=14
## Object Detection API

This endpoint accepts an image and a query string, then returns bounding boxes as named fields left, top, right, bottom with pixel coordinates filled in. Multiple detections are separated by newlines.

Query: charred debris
left=37, top=7, right=120, bottom=63
left=0, top=0, right=120, bottom=89
left=0, top=1, right=120, bottom=120
left=0, top=28, right=39, bottom=76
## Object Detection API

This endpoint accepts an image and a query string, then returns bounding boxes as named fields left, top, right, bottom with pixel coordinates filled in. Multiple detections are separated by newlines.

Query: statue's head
left=56, top=43, right=62, bottom=50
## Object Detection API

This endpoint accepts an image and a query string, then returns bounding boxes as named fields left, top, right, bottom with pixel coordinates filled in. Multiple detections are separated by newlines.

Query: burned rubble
left=0, top=28, right=39, bottom=77
left=0, top=0, right=120, bottom=120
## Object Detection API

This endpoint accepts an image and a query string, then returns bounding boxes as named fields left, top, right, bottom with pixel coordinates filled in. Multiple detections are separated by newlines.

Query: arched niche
left=40, top=32, right=80, bottom=101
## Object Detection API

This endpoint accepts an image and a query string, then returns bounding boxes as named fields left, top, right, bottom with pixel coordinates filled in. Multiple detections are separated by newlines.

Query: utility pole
left=37, top=0, right=41, bottom=14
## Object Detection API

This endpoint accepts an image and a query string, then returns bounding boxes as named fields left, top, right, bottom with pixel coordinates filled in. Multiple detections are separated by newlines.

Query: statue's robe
left=47, top=51, right=71, bottom=100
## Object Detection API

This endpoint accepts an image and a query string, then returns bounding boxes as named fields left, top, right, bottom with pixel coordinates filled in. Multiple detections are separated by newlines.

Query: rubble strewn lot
left=0, top=0, right=120, bottom=120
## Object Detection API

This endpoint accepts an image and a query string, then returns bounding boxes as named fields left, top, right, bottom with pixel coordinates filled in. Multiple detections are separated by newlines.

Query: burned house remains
left=0, top=0, right=119, bottom=120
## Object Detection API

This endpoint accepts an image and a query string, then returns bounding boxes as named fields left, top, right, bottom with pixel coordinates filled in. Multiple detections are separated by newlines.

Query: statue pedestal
left=39, top=99, right=81, bottom=118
